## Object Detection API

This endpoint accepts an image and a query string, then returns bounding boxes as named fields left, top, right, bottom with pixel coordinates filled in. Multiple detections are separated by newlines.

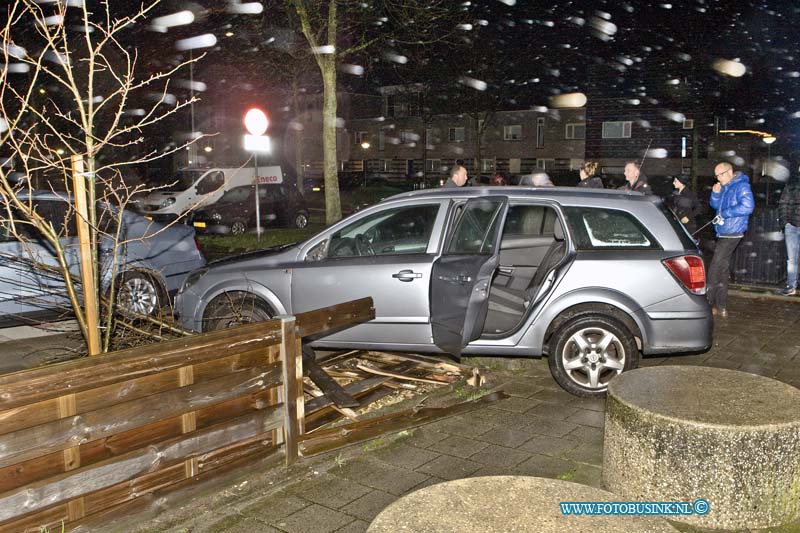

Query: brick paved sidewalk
left=121, top=295, right=800, bottom=533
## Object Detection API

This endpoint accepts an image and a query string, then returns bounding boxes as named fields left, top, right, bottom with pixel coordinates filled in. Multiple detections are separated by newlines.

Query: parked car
left=174, top=187, right=712, bottom=397
left=0, top=192, right=206, bottom=326
left=191, top=183, right=309, bottom=235
left=135, top=166, right=286, bottom=224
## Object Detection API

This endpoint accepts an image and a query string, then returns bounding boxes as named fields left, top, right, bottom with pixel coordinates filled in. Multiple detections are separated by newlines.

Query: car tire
left=230, top=219, right=247, bottom=236
left=293, top=211, right=309, bottom=229
left=116, top=271, right=163, bottom=317
left=548, top=314, right=639, bottom=398
left=203, top=292, right=273, bottom=331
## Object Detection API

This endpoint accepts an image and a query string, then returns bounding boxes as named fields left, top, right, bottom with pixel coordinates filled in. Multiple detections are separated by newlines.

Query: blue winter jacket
left=709, top=172, right=755, bottom=237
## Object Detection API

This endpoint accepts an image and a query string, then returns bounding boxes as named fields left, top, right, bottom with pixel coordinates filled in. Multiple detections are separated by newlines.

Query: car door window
left=447, top=199, right=505, bottom=255
left=325, top=204, right=440, bottom=258
left=221, top=186, right=252, bottom=203
left=564, top=207, right=659, bottom=249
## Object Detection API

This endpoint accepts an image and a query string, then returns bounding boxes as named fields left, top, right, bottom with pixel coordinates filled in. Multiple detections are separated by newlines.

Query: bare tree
left=0, top=1, right=198, bottom=354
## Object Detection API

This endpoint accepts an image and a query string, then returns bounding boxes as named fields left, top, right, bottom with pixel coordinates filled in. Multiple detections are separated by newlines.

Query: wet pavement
left=9, top=293, right=800, bottom=532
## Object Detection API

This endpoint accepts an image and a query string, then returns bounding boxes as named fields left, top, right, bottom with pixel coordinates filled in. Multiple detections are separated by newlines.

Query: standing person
left=669, top=175, right=702, bottom=234
left=490, top=171, right=509, bottom=186
left=778, top=175, right=800, bottom=296
left=444, top=164, right=468, bottom=188
left=707, top=162, right=755, bottom=317
left=577, top=161, right=604, bottom=188
left=618, top=161, right=652, bottom=193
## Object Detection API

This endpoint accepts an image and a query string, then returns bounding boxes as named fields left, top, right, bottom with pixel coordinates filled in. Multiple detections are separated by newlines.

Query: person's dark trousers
left=707, top=236, right=743, bottom=310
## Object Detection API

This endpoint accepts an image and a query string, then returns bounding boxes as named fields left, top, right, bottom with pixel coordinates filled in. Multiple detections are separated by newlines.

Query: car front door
left=291, top=200, right=446, bottom=347
left=430, top=196, right=508, bottom=357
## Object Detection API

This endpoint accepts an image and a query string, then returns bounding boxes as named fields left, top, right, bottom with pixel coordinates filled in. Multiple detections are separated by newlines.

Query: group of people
left=443, top=160, right=788, bottom=319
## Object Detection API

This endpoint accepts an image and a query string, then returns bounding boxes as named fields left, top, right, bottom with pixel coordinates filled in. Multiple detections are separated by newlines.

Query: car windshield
left=162, top=170, right=203, bottom=192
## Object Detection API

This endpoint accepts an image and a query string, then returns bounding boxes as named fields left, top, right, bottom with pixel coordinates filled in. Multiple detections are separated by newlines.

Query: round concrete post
left=604, top=366, right=800, bottom=530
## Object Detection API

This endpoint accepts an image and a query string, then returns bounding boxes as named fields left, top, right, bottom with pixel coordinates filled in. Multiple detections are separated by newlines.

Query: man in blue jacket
left=707, top=162, right=755, bottom=317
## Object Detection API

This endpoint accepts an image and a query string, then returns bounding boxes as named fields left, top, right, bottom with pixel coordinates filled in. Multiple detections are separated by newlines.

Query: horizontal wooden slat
left=296, top=297, right=375, bottom=339
left=0, top=388, right=278, bottom=494
left=0, top=364, right=281, bottom=469
left=7, top=432, right=279, bottom=533
left=0, top=298, right=372, bottom=411
left=0, top=409, right=283, bottom=522
left=0, top=346, right=277, bottom=437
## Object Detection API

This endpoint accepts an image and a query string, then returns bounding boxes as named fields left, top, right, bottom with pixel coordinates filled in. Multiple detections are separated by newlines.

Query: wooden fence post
left=278, top=316, right=304, bottom=465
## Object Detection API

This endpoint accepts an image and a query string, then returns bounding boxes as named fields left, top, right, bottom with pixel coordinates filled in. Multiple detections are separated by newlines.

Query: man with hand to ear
left=707, top=162, right=754, bottom=318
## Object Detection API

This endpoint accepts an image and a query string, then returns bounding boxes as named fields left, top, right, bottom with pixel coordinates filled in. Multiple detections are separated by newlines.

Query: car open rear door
left=431, top=196, right=508, bottom=357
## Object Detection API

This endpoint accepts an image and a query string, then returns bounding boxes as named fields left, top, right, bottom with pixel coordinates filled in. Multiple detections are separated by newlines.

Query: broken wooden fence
left=0, top=297, right=374, bottom=532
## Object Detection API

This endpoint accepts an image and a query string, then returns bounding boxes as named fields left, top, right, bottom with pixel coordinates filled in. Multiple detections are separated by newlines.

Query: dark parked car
left=175, top=187, right=712, bottom=397
left=0, top=192, right=206, bottom=325
left=192, top=183, right=309, bottom=235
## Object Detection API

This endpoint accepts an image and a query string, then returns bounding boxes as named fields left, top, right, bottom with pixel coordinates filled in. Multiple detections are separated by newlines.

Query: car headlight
left=211, top=212, right=222, bottom=222
left=182, top=267, right=208, bottom=292
left=159, top=197, right=176, bottom=208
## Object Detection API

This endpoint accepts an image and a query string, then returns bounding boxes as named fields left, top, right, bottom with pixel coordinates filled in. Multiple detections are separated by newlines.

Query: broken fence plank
left=299, top=391, right=509, bottom=457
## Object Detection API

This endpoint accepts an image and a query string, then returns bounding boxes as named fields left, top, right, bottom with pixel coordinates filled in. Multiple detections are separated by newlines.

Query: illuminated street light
left=360, top=141, right=370, bottom=149
left=203, top=146, right=213, bottom=153
left=763, top=136, right=777, bottom=145
left=244, top=108, right=269, bottom=136
left=243, top=108, right=271, bottom=240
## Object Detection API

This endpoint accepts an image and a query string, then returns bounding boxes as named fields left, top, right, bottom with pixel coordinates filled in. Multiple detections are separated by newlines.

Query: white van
left=136, top=166, right=284, bottom=223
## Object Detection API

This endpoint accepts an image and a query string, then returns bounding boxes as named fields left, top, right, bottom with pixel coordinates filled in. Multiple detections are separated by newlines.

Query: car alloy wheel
left=230, top=220, right=247, bottom=236
left=548, top=315, right=639, bottom=397
left=117, top=272, right=160, bottom=316
left=294, top=212, right=308, bottom=229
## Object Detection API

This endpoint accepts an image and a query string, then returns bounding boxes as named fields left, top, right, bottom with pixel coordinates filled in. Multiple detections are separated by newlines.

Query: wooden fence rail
left=0, top=297, right=374, bottom=532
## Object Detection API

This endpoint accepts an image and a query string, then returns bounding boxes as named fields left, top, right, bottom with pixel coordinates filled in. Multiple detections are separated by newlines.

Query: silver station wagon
left=175, top=187, right=712, bottom=397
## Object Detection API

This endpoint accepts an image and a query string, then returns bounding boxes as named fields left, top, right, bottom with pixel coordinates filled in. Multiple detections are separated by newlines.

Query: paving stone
left=241, top=494, right=310, bottom=521
left=416, top=455, right=483, bottom=480
left=639, top=357, right=670, bottom=367
left=522, top=415, right=579, bottom=438
left=565, top=409, right=605, bottom=429
left=469, top=464, right=519, bottom=478
left=206, top=514, right=283, bottom=532
left=514, top=453, right=577, bottom=479
left=500, top=380, right=544, bottom=397
left=470, top=407, right=541, bottom=428
left=272, top=504, right=355, bottom=533
left=467, top=444, right=530, bottom=467
left=298, top=474, right=373, bottom=509
left=400, top=426, right=449, bottom=449
left=562, top=442, right=604, bottom=467
left=370, top=443, right=440, bottom=470
left=519, top=435, right=580, bottom=457
left=428, top=413, right=499, bottom=437
left=565, top=397, right=606, bottom=412
left=570, top=464, right=605, bottom=489
left=340, top=490, right=397, bottom=522
left=428, top=435, right=490, bottom=459
left=565, top=425, right=605, bottom=446
left=334, top=458, right=429, bottom=496
left=402, top=475, right=447, bottom=495
left=492, top=395, right=537, bottom=413
left=525, top=402, right=580, bottom=420
left=529, top=388, right=575, bottom=405
left=701, top=358, right=743, bottom=371
left=335, top=520, right=370, bottom=533
left=475, top=426, right=540, bottom=448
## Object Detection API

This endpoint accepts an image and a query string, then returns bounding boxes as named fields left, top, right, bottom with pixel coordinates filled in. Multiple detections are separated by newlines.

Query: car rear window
left=563, top=207, right=659, bottom=250
left=657, top=202, right=699, bottom=250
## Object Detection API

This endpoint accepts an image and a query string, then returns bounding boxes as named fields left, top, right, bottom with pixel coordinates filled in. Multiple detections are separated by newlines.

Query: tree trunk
left=291, top=78, right=305, bottom=192
left=321, top=59, right=342, bottom=224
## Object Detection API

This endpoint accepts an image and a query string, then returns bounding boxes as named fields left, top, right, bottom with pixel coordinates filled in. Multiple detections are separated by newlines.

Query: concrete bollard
left=603, top=366, right=800, bottom=530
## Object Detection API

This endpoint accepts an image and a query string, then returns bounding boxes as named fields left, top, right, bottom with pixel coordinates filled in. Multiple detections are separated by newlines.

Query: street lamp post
left=244, top=108, right=271, bottom=241
left=360, top=141, right=370, bottom=187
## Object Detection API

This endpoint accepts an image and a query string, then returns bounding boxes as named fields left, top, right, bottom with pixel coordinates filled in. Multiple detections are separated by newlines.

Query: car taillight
left=663, top=255, right=706, bottom=295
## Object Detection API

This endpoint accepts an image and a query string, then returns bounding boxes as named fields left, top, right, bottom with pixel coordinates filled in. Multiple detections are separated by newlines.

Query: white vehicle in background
left=136, top=166, right=285, bottom=223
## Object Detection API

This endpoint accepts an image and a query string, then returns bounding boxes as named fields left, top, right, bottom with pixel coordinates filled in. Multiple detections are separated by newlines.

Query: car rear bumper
left=640, top=313, right=713, bottom=355
left=192, top=223, right=231, bottom=235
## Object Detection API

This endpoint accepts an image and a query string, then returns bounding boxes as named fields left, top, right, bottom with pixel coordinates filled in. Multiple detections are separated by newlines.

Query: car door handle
left=392, top=269, right=423, bottom=282
left=498, top=266, right=514, bottom=274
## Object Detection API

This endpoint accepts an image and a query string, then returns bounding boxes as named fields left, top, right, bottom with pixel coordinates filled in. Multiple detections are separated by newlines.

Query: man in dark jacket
left=778, top=175, right=800, bottom=295
left=444, top=164, right=468, bottom=188
left=707, top=162, right=755, bottom=317
left=669, top=175, right=702, bottom=234
left=618, top=161, right=652, bottom=194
